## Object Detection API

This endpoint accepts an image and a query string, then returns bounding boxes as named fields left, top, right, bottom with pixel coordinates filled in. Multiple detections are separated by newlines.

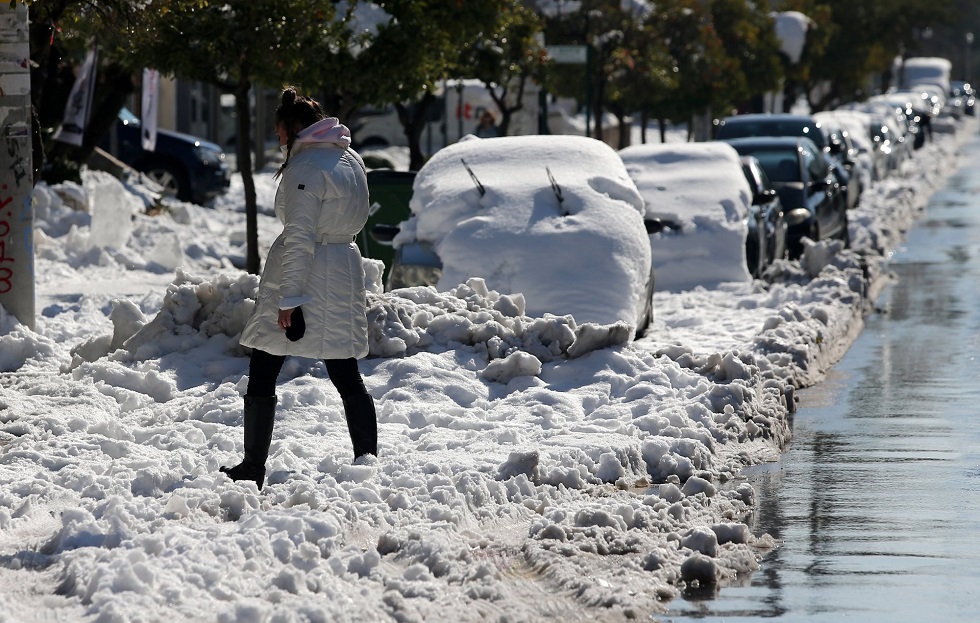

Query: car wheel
left=140, top=160, right=190, bottom=202
left=634, top=267, right=655, bottom=339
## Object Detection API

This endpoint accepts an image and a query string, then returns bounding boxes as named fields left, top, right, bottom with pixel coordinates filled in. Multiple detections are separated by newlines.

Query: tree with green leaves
left=777, top=0, right=957, bottom=111
left=708, top=0, right=783, bottom=114
left=458, top=0, right=548, bottom=138
left=604, top=11, right=677, bottom=144
left=329, top=0, right=498, bottom=171
left=542, top=0, right=634, bottom=142
left=644, top=0, right=733, bottom=139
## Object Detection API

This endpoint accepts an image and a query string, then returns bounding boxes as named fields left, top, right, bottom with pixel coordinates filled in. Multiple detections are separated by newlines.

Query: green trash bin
left=361, top=170, right=417, bottom=284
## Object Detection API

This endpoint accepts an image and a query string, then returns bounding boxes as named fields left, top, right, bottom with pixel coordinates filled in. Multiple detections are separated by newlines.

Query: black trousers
left=246, top=349, right=367, bottom=400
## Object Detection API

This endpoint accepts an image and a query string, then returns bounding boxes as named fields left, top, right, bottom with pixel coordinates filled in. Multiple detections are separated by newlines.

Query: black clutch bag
left=285, top=306, right=306, bottom=341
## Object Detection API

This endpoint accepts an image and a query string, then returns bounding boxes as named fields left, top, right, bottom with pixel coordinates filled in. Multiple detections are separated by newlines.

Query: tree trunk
left=659, top=117, right=666, bottom=143
left=235, top=80, right=260, bottom=275
left=398, top=93, right=436, bottom=172
left=615, top=110, right=629, bottom=149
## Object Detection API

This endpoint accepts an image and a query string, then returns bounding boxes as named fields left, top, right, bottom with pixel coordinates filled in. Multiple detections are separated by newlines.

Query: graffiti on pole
left=0, top=3, right=35, bottom=330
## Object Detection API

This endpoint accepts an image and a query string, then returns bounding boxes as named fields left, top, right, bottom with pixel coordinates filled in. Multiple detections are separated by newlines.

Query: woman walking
left=221, top=86, right=377, bottom=490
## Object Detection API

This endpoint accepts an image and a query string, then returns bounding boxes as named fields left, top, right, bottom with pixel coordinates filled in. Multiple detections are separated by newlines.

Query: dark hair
left=274, top=86, right=327, bottom=178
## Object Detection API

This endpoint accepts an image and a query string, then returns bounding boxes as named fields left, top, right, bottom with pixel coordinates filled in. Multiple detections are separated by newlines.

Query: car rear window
left=718, top=120, right=826, bottom=150
left=746, top=150, right=801, bottom=183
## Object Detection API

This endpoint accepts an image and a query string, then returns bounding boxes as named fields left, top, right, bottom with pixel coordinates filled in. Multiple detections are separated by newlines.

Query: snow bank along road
left=0, top=117, right=969, bottom=622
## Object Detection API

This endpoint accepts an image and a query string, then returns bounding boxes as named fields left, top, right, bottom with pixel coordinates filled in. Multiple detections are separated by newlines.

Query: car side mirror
left=753, top=188, right=776, bottom=205
left=371, top=223, right=400, bottom=243
left=644, top=217, right=665, bottom=234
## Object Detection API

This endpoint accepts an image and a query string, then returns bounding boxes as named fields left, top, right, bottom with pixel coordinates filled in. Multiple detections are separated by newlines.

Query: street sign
left=547, top=45, right=588, bottom=64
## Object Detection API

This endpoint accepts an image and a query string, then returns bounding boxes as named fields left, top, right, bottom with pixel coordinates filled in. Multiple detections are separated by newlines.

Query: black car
left=721, top=136, right=848, bottom=259
left=102, top=108, right=230, bottom=205
left=739, top=155, right=787, bottom=276
left=820, top=120, right=864, bottom=209
left=714, top=113, right=857, bottom=210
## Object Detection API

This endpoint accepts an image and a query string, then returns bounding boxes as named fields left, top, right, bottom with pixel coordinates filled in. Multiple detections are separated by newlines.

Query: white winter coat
left=239, top=118, right=370, bottom=360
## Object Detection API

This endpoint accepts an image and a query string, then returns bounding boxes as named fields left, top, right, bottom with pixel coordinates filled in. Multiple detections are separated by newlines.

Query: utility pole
left=0, top=3, right=35, bottom=330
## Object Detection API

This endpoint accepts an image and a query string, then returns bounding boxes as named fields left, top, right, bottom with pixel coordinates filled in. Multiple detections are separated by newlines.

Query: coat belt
left=317, top=234, right=355, bottom=244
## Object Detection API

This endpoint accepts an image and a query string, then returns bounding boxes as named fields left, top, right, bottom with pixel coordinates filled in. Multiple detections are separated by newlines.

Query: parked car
left=867, top=91, right=929, bottom=148
left=619, top=141, right=756, bottom=291
left=714, top=113, right=858, bottom=210
left=950, top=81, right=976, bottom=116
left=813, top=110, right=877, bottom=191
left=101, top=107, right=230, bottom=205
left=720, top=136, right=848, bottom=258
left=839, top=101, right=913, bottom=176
left=740, top=155, right=788, bottom=275
left=371, top=134, right=663, bottom=337
left=815, top=116, right=867, bottom=208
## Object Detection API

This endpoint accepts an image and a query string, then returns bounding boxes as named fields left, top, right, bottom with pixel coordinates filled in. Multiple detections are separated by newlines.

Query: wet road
left=663, top=137, right=980, bottom=622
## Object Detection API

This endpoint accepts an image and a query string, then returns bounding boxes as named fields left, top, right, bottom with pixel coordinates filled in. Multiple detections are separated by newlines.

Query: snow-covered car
left=619, top=141, right=755, bottom=291
left=375, top=134, right=662, bottom=336
left=840, top=101, right=915, bottom=173
left=813, top=110, right=877, bottom=189
left=950, top=80, right=976, bottom=116
left=812, top=113, right=868, bottom=207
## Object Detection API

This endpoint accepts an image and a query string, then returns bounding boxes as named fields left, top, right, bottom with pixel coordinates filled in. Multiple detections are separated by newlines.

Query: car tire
left=140, top=159, right=191, bottom=202
left=634, top=268, right=655, bottom=339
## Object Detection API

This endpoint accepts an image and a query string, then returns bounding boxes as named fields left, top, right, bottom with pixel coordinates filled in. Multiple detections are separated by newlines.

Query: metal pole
left=966, top=33, right=974, bottom=86
left=585, top=46, right=592, bottom=138
left=0, top=4, right=35, bottom=330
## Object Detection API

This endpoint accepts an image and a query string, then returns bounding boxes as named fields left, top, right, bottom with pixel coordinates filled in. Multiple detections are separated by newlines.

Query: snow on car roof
left=619, top=141, right=752, bottom=292
left=396, top=133, right=651, bottom=328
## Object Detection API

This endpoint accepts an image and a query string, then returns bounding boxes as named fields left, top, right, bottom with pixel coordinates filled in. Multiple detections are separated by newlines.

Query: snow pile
left=0, top=116, right=971, bottom=621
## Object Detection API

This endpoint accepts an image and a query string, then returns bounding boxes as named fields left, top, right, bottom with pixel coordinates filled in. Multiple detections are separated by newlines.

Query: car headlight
left=784, top=208, right=811, bottom=226
left=194, top=144, right=225, bottom=166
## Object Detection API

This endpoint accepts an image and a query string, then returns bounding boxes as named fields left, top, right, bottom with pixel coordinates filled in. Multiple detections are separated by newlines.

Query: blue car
left=102, top=108, right=230, bottom=205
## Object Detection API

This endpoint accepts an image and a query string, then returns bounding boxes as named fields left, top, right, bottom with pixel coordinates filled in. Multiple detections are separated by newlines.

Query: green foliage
left=333, top=0, right=500, bottom=169
left=457, top=0, right=548, bottom=136
left=539, top=0, right=785, bottom=139
left=779, top=0, right=959, bottom=111
left=709, top=0, right=783, bottom=111
left=130, top=0, right=341, bottom=89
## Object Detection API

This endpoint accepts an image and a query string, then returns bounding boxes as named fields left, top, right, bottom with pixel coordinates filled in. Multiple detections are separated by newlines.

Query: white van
left=352, top=79, right=517, bottom=151
left=350, top=79, right=592, bottom=154
left=899, top=57, right=952, bottom=95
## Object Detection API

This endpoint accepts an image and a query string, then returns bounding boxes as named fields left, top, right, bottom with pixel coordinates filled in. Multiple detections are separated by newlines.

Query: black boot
left=342, top=393, right=378, bottom=460
left=220, top=395, right=277, bottom=490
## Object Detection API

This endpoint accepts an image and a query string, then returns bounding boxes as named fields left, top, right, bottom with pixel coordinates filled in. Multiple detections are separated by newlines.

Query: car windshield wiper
left=460, top=158, right=486, bottom=197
